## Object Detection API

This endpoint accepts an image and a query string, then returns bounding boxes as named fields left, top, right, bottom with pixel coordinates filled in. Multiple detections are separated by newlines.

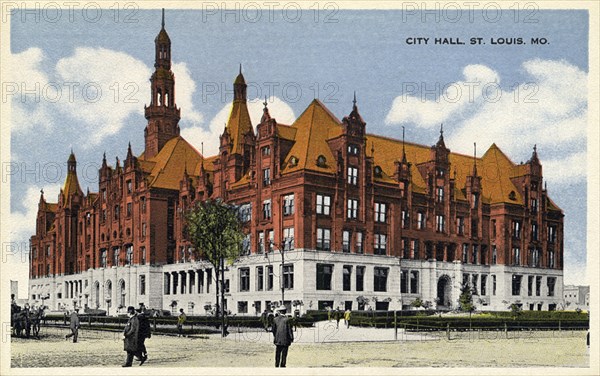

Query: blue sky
left=6, top=7, right=589, bottom=294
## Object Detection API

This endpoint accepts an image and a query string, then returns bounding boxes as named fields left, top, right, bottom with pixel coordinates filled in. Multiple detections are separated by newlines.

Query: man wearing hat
left=122, top=306, right=140, bottom=367
left=272, top=305, right=294, bottom=367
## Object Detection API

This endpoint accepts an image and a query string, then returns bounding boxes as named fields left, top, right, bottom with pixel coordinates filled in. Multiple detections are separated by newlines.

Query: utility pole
left=220, top=255, right=226, bottom=337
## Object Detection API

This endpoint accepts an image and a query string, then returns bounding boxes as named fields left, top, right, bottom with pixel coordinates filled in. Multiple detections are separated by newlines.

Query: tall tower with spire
left=144, top=9, right=181, bottom=159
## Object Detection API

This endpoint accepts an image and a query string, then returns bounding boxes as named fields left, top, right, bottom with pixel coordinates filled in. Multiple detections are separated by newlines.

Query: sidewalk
left=225, top=320, right=440, bottom=344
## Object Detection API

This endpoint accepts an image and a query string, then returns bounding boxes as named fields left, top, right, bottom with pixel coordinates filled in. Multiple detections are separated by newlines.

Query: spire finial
left=353, top=91, right=357, bottom=108
left=239, top=63, right=242, bottom=75
left=201, top=142, right=204, bottom=155
left=40, top=188, right=44, bottom=195
left=440, top=123, right=444, bottom=136
left=402, top=125, right=406, bottom=159
left=263, top=95, right=268, bottom=108
left=473, top=142, right=478, bottom=176
left=161, top=8, right=165, bottom=29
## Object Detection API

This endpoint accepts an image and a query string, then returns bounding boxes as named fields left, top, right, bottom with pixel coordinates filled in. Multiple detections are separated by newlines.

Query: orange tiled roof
left=62, top=171, right=83, bottom=198
left=226, top=100, right=253, bottom=155
left=144, top=136, right=203, bottom=190
left=283, top=99, right=343, bottom=173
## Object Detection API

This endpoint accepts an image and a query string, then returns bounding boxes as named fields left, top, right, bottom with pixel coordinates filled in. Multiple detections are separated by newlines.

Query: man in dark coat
left=272, top=305, right=293, bottom=367
left=136, top=304, right=150, bottom=365
left=122, top=306, right=140, bottom=367
left=65, top=309, right=80, bottom=342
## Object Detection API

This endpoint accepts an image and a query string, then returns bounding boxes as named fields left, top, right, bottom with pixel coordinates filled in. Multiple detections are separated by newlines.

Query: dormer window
left=317, top=155, right=327, bottom=167
left=509, top=191, right=516, bottom=201
left=289, top=156, right=298, bottom=167
left=374, top=166, right=383, bottom=178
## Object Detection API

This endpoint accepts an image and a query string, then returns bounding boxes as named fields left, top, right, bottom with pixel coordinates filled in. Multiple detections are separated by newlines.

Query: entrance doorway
left=437, top=275, right=452, bottom=308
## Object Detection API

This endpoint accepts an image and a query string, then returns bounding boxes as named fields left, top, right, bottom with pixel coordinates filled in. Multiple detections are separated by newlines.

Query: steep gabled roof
left=480, top=143, right=523, bottom=205
left=226, top=100, right=253, bottom=155
left=143, top=136, right=204, bottom=190
left=283, top=99, right=343, bottom=173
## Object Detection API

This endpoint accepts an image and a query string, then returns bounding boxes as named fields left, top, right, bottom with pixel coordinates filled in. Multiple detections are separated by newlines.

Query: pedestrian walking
left=326, top=305, right=332, bottom=321
left=122, top=306, right=140, bottom=367
left=260, top=309, right=269, bottom=332
left=65, top=309, right=80, bottom=343
left=136, top=305, right=151, bottom=365
left=344, top=309, right=351, bottom=328
left=177, top=308, right=186, bottom=337
left=334, top=308, right=341, bottom=329
left=272, top=305, right=293, bottom=368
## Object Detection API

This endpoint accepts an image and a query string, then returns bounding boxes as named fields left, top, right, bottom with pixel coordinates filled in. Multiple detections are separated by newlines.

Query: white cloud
left=385, top=59, right=587, bottom=186
left=181, top=97, right=296, bottom=157
left=9, top=47, right=204, bottom=146
left=385, top=64, right=500, bottom=128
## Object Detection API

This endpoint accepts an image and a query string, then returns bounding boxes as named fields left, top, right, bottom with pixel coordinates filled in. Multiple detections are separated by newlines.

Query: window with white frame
left=417, top=212, right=425, bottom=229
left=283, top=194, right=295, bottom=216
left=316, top=228, right=331, bottom=251
left=283, top=227, right=294, bottom=251
left=375, top=202, right=387, bottom=223
left=342, top=230, right=351, bottom=252
left=436, top=215, right=445, bottom=232
left=347, top=166, right=358, bottom=185
left=436, top=186, right=444, bottom=203
left=262, top=200, right=272, bottom=220
left=374, top=233, right=387, bottom=255
left=263, top=168, right=271, bottom=186
left=356, top=232, right=363, bottom=253
left=347, top=199, right=358, bottom=219
left=316, top=194, right=331, bottom=215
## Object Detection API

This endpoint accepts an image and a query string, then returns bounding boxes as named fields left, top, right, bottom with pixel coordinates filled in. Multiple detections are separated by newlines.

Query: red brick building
left=29, top=13, right=564, bottom=314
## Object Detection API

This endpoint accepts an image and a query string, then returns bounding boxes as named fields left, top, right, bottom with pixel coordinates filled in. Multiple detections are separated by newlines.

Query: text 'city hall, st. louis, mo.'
left=29, top=11, right=564, bottom=316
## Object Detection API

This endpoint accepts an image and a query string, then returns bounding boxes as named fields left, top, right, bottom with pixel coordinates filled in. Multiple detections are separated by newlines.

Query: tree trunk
left=215, top=263, right=220, bottom=327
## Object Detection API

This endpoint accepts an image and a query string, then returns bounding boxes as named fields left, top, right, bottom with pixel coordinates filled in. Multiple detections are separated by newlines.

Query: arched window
left=94, top=281, right=100, bottom=307
left=119, top=279, right=126, bottom=308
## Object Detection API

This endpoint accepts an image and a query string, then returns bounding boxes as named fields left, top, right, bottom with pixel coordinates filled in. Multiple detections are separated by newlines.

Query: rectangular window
left=125, top=245, right=133, bottom=265
left=114, top=205, right=120, bottom=220
left=457, top=217, right=464, bottom=235
left=530, top=248, right=540, bottom=267
left=355, top=232, right=364, bottom=253
left=401, top=209, right=409, bottom=229
left=100, top=249, right=107, bottom=268
left=512, top=275, right=523, bottom=296
left=462, top=244, right=469, bottom=263
left=142, top=223, right=147, bottom=238
left=410, top=271, right=419, bottom=294
left=492, top=245, right=497, bottom=265
left=113, top=247, right=120, bottom=266
left=492, top=219, right=497, bottom=238
left=531, top=198, right=538, bottom=213
left=400, top=270, right=408, bottom=293
left=417, top=212, right=425, bottom=230
left=548, top=250, right=555, bottom=268
left=436, top=215, right=445, bottom=232
left=512, top=247, right=521, bottom=266
left=547, top=277, right=556, bottom=297
left=375, top=202, right=387, bottom=223
left=412, top=239, right=420, bottom=259
left=531, top=222, right=538, bottom=241
left=127, top=180, right=132, bottom=194
left=374, top=267, right=388, bottom=292
left=282, top=264, right=294, bottom=289
left=256, top=266, right=264, bottom=291
left=402, top=238, right=410, bottom=259
left=492, top=275, right=497, bottom=295
left=472, top=274, right=479, bottom=295
left=535, top=276, right=542, bottom=296
left=316, top=194, right=331, bottom=215
left=258, top=231, right=265, bottom=253
left=342, top=230, right=351, bottom=252
left=140, top=197, right=146, bottom=213
left=343, top=265, right=352, bottom=291
left=316, top=264, right=333, bottom=290
left=238, top=301, right=248, bottom=314
left=268, top=230, right=274, bottom=252
left=102, top=188, right=107, bottom=201
left=472, top=244, right=478, bottom=264
left=436, top=187, right=444, bottom=203
left=139, top=275, right=146, bottom=295
left=283, top=194, right=295, bottom=216
left=262, top=200, right=272, bottom=220
left=548, top=225, right=557, bottom=244
left=239, top=268, right=250, bottom=291
left=347, top=166, right=358, bottom=185
left=261, top=146, right=271, bottom=156
left=347, top=144, right=359, bottom=155
left=374, top=233, right=387, bottom=255
left=126, top=202, right=132, bottom=217
left=347, top=198, right=358, bottom=219
left=472, top=193, right=479, bottom=209
left=513, top=220, right=522, bottom=239
left=239, top=203, right=252, bottom=223
left=263, top=168, right=271, bottom=186
left=481, top=275, right=487, bottom=296
left=356, top=266, right=365, bottom=291
left=283, top=227, right=294, bottom=251
left=266, top=265, right=274, bottom=291
left=242, top=233, right=251, bottom=255
left=528, top=276, right=534, bottom=296
left=316, top=228, right=331, bottom=251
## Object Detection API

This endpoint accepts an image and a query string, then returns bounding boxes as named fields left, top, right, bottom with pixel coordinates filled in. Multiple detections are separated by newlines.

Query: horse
left=29, top=307, right=44, bottom=339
